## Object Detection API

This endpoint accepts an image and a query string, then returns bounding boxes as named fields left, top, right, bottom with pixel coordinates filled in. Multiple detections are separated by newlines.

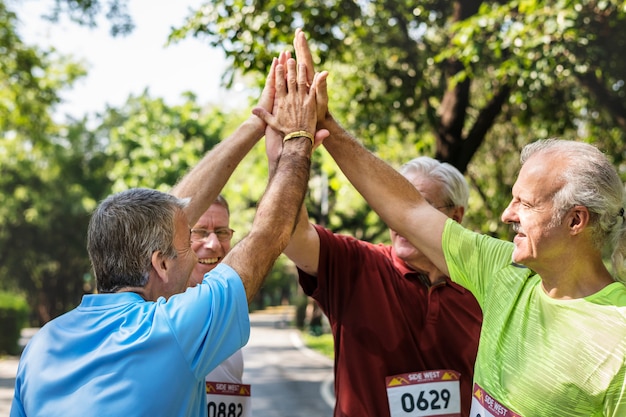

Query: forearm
left=321, top=115, right=450, bottom=273
left=225, top=138, right=312, bottom=303
left=171, top=116, right=264, bottom=225
left=283, top=204, right=320, bottom=276
left=321, top=115, right=425, bottom=227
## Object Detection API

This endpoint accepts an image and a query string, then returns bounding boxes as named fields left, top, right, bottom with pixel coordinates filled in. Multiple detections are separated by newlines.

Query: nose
left=202, top=233, right=221, bottom=249
left=501, top=200, right=516, bottom=224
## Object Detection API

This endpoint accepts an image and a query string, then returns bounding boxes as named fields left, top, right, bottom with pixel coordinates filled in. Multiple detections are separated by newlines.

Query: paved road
left=0, top=328, right=37, bottom=417
left=243, top=308, right=335, bottom=416
left=0, top=357, right=18, bottom=417
left=0, top=308, right=334, bottom=417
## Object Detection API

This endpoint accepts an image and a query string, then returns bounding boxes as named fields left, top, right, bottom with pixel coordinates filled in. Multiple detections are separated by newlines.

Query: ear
left=151, top=250, right=170, bottom=284
left=452, top=206, right=465, bottom=223
left=567, top=205, right=590, bottom=235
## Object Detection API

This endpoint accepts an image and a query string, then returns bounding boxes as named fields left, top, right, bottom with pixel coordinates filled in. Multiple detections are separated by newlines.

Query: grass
left=301, top=331, right=334, bottom=359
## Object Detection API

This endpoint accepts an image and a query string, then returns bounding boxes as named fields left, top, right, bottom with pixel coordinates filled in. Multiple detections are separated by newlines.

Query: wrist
left=283, top=130, right=314, bottom=147
left=282, top=134, right=313, bottom=155
left=318, top=112, right=335, bottom=131
left=246, top=115, right=267, bottom=138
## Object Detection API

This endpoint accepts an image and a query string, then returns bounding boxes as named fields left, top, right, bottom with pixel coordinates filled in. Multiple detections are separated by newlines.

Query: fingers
left=294, top=28, right=315, bottom=85
left=277, top=50, right=290, bottom=68
left=276, top=51, right=291, bottom=89
left=257, top=58, right=278, bottom=113
left=259, top=42, right=321, bottom=142
left=313, top=129, right=330, bottom=150
left=312, top=71, right=329, bottom=123
left=297, top=62, right=309, bottom=96
left=251, top=106, right=275, bottom=126
left=274, top=60, right=287, bottom=99
left=286, top=58, right=298, bottom=96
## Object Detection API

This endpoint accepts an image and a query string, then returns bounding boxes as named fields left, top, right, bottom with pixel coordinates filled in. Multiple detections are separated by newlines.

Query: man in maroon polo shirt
left=283, top=155, right=482, bottom=417
left=257, top=29, right=482, bottom=417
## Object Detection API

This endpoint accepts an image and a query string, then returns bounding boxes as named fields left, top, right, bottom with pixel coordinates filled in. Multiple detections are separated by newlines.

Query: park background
left=0, top=0, right=624, bottom=351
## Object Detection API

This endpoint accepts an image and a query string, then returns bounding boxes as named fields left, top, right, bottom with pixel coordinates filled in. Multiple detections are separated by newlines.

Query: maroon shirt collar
left=390, top=245, right=469, bottom=294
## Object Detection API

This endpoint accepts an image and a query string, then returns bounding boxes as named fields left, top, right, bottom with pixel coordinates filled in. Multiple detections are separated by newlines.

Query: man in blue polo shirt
left=11, top=53, right=327, bottom=417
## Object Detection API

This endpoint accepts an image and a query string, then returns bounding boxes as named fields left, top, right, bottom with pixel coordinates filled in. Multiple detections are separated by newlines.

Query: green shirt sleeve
left=442, top=219, right=517, bottom=309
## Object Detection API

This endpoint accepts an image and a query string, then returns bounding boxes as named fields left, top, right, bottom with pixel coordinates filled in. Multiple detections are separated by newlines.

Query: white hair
left=521, top=138, right=626, bottom=281
left=399, top=156, right=470, bottom=210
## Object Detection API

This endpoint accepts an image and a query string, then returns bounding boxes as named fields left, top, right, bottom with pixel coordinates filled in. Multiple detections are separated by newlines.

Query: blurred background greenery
left=0, top=0, right=624, bottom=335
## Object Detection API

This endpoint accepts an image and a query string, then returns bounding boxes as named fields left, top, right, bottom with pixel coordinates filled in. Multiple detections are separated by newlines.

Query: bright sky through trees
left=15, top=0, right=250, bottom=120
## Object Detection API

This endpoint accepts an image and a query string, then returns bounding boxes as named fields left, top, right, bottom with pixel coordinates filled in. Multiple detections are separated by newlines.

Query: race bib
left=470, top=383, right=521, bottom=417
left=386, top=370, right=461, bottom=417
left=205, top=381, right=251, bottom=417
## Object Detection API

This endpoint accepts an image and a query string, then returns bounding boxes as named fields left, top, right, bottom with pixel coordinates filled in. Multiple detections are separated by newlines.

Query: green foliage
left=170, top=0, right=446, bottom=143
left=302, top=332, right=334, bottom=360
left=43, top=0, right=134, bottom=36
left=93, top=90, right=227, bottom=193
left=171, top=0, right=626, bottom=238
left=0, top=119, right=109, bottom=324
left=0, top=292, right=29, bottom=355
left=0, top=2, right=95, bottom=324
left=441, top=0, right=626, bottom=134
left=0, top=2, right=86, bottom=142
left=2, top=0, right=625, bottom=325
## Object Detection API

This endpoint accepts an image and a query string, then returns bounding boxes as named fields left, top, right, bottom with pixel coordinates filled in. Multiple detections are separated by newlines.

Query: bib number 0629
left=401, top=389, right=451, bottom=412
left=386, top=370, right=461, bottom=417
left=207, top=401, right=243, bottom=417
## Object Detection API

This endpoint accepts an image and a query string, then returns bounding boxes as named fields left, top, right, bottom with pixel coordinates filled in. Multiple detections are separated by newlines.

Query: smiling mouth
left=199, top=258, right=219, bottom=265
left=512, top=224, right=527, bottom=239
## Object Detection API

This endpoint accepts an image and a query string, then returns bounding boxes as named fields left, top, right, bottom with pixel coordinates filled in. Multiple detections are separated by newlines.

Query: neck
left=404, top=260, right=447, bottom=286
left=114, top=286, right=150, bottom=301
left=537, top=255, right=615, bottom=299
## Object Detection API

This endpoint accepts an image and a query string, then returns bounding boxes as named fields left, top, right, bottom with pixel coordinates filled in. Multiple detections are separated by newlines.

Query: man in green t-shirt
left=261, top=29, right=626, bottom=417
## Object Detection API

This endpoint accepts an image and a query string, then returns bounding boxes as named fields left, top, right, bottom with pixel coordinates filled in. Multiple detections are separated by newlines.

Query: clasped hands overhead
left=253, top=29, right=330, bottom=160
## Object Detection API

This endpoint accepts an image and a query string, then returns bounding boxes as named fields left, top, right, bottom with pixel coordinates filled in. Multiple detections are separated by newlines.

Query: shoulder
left=444, top=219, right=513, bottom=260
left=204, top=263, right=241, bottom=283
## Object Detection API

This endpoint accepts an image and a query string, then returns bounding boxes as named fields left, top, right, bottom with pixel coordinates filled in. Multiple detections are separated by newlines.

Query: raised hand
left=293, top=28, right=330, bottom=125
left=294, top=28, right=315, bottom=86
left=253, top=58, right=326, bottom=149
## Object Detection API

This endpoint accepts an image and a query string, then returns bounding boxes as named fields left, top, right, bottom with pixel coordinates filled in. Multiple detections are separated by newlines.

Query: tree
left=39, top=0, right=134, bottom=36
left=93, top=91, right=308, bottom=310
left=0, top=0, right=95, bottom=324
left=92, top=91, right=225, bottom=192
left=1, top=0, right=305, bottom=322
left=32, top=0, right=626, bottom=237
left=168, top=0, right=625, bottom=238
left=4, top=0, right=625, bottom=322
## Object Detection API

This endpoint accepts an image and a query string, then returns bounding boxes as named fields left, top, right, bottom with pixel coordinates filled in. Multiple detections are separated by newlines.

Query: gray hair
left=521, top=138, right=626, bottom=281
left=87, top=188, right=189, bottom=293
left=214, top=194, right=230, bottom=215
left=399, top=156, right=470, bottom=210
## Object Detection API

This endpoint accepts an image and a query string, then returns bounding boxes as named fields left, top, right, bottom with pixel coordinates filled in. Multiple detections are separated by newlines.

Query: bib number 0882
left=207, top=401, right=243, bottom=417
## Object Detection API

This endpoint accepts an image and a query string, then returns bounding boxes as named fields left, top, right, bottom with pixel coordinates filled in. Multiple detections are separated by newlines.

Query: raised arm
left=282, top=204, right=320, bottom=276
left=226, top=57, right=321, bottom=302
left=259, top=43, right=324, bottom=277
left=266, top=121, right=320, bottom=275
left=170, top=56, right=282, bottom=225
left=294, top=30, right=450, bottom=275
left=321, top=116, right=449, bottom=274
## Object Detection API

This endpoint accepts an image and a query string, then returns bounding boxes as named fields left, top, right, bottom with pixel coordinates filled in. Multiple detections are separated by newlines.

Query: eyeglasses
left=427, top=200, right=455, bottom=211
left=190, top=228, right=234, bottom=242
left=434, top=204, right=455, bottom=210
